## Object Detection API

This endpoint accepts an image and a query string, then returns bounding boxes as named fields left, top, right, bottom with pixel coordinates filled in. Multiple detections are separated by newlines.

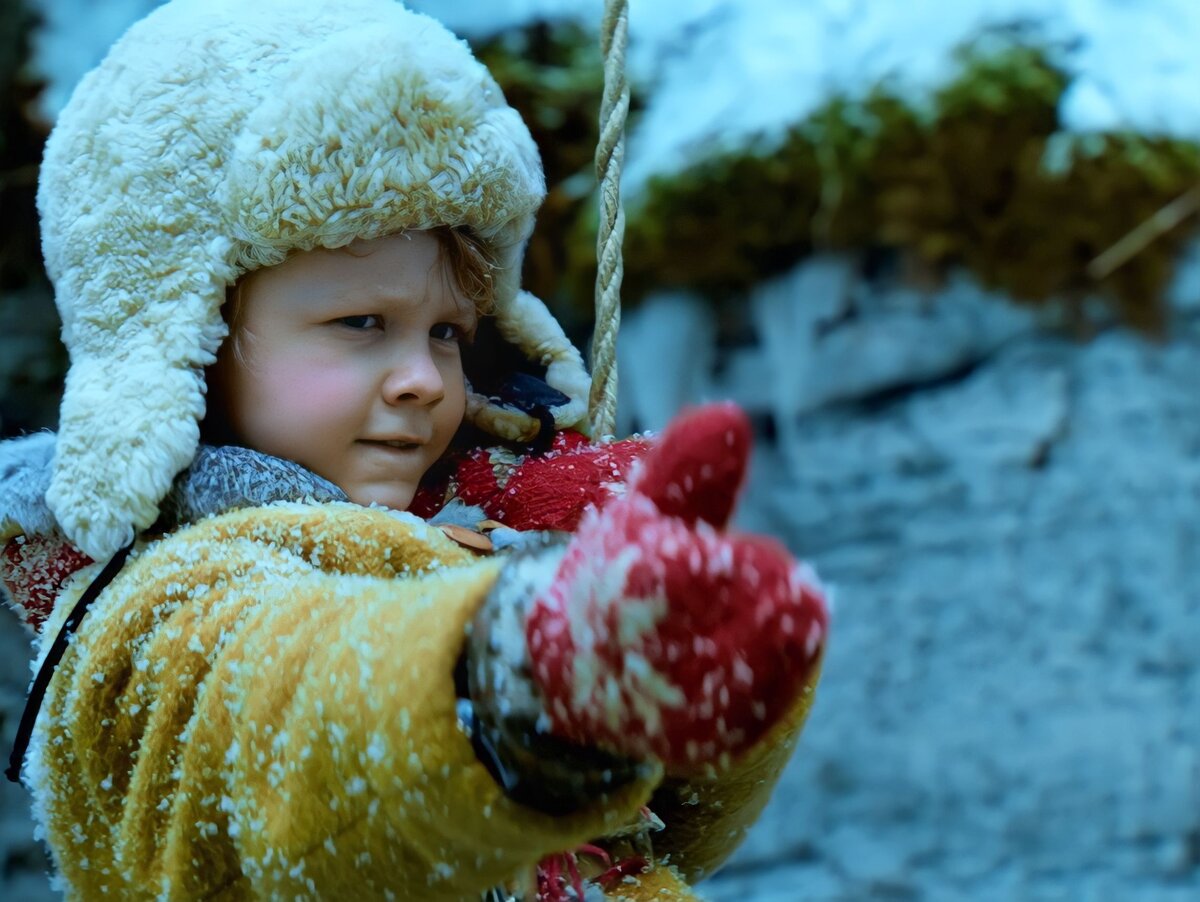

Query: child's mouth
left=360, top=439, right=422, bottom=451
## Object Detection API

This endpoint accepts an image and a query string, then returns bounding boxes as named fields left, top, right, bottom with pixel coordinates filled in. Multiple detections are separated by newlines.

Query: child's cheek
left=260, top=358, right=363, bottom=423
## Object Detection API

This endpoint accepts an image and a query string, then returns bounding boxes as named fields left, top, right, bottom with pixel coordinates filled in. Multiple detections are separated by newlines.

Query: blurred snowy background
left=3, top=1, right=1200, bottom=900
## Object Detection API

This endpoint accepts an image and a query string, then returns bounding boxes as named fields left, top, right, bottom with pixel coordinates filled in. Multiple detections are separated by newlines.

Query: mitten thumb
left=629, top=401, right=752, bottom=530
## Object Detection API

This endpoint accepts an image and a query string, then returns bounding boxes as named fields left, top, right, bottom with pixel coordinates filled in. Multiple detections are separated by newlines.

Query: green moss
left=484, top=26, right=1200, bottom=332
left=475, top=23, right=606, bottom=178
left=872, top=41, right=1200, bottom=333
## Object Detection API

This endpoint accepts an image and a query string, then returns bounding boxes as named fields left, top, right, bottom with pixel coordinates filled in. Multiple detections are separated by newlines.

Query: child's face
left=209, top=231, right=476, bottom=511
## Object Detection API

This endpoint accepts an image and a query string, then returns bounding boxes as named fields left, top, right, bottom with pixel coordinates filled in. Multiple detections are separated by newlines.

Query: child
left=0, top=1, right=829, bottom=899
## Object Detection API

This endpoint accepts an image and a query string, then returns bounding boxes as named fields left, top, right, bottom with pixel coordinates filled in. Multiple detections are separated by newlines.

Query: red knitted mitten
left=1, top=535, right=94, bottom=633
left=524, top=403, right=828, bottom=769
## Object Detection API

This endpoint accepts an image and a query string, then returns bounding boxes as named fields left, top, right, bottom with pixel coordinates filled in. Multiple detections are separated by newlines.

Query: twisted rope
left=589, top=0, right=629, bottom=438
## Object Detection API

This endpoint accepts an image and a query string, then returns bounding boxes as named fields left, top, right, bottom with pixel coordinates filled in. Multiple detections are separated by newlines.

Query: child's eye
left=431, top=322, right=465, bottom=343
left=336, top=314, right=382, bottom=330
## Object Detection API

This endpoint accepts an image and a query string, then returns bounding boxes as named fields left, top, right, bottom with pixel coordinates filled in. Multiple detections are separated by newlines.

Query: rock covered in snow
left=616, top=292, right=716, bottom=436
left=692, top=271, right=1200, bottom=901
left=620, top=256, right=1040, bottom=452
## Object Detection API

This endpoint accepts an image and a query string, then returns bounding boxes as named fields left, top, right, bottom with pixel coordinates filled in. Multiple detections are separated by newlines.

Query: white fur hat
left=39, top=0, right=591, bottom=560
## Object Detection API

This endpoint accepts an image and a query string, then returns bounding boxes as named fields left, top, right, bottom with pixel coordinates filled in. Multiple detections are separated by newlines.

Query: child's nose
left=380, top=348, right=445, bottom=407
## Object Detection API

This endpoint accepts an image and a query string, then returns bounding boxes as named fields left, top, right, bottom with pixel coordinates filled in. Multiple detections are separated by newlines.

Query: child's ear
left=199, top=280, right=249, bottom=448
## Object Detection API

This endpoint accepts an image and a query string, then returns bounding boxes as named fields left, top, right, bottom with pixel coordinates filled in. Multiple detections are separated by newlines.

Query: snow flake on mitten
left=1, top=535, right=94, bottom=633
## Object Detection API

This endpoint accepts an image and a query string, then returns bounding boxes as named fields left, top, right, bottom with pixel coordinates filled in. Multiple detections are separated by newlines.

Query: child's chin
left=344, top=483, right=416, bottom=512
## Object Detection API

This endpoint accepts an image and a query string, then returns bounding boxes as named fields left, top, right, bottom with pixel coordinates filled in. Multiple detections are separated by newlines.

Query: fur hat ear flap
left=48, top=353, right=211, bottom=560
left=43, top=230, right=235, bottom=559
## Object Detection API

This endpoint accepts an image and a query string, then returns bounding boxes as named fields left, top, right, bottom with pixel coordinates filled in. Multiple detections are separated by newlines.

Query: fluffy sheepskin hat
left=39, top=0, right=591, bottom=560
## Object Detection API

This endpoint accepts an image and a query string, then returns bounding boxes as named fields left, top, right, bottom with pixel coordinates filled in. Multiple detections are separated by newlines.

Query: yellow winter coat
left=26, top=502, right=819, bottom=900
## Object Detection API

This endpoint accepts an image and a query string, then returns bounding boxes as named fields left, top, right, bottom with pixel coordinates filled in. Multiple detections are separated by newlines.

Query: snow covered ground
left=612, top=243, right=1200, bottom=900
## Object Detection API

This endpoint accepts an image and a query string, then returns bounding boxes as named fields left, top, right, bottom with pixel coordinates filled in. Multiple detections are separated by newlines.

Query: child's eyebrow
left=306, top=288, right=480, bottom=325
left=316, top=289, right=420, bottom=306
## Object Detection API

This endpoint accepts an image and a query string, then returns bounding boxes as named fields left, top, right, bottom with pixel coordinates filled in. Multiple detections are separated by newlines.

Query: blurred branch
left=1088, top=184, right=1200, bottom=281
